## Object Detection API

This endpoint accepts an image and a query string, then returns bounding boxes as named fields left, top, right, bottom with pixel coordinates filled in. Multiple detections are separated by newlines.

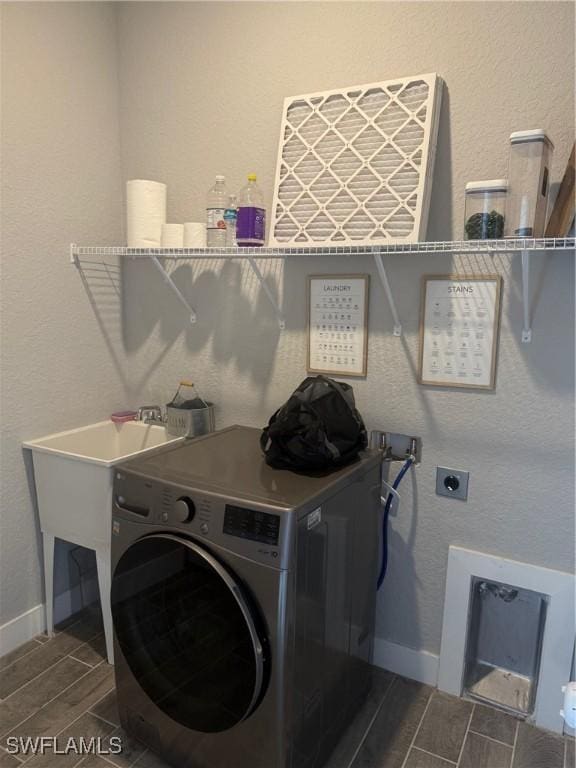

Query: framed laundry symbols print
left=419, top=274, right=502, bottom=389
left=307, top=274, right=369, bottom=377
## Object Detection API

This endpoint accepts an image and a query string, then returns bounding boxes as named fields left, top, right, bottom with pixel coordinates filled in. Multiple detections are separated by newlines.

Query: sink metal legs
left=96, top=548, right=114, bottom=665
left=42, top=532, right=55, bottom=637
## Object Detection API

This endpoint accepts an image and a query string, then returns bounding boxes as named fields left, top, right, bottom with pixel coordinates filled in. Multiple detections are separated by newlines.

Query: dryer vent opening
left=463, top=577, right=548, bottom=716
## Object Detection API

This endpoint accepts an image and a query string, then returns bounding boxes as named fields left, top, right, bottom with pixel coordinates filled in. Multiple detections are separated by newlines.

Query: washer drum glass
left=111, top=534, right=268, bottom=733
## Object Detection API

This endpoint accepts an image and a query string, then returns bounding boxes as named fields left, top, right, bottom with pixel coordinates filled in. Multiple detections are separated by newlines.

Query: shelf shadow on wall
left=506, top=250, right=574, bottom=393
left=120, top=256, right=283, bottom=395
left=76, top=258, right=179, bottom=397
left=206, top=259, right=282, bottom=383
left=77, top=259, right=128, bottom=388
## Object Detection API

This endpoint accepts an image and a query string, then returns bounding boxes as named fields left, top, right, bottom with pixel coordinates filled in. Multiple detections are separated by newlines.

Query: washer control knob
left=173, top=497, right=195, bottom=523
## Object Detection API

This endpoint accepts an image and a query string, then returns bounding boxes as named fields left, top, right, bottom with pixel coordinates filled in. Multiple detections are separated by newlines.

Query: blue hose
left=377, top=456, right=414, bottom=590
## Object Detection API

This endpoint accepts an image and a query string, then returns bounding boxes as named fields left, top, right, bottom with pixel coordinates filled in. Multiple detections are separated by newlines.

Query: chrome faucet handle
left=137, top=405, right=164, bottom=424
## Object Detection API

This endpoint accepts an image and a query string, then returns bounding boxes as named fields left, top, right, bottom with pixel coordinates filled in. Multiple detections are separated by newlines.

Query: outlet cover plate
left=436, top=467, right=469, bottom=501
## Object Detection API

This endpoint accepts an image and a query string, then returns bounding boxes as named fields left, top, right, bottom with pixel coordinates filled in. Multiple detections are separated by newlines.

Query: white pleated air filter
left=270, top=73, right=442, bottom=247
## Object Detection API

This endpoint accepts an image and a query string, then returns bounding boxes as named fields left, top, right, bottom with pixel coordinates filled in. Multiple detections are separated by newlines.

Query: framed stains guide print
left=307, top=275, right=369, bottom=377
left=419, top=274, right=502, bottom=389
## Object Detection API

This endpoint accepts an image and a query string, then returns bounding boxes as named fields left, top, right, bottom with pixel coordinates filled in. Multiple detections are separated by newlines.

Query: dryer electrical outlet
left=436, top=466, right=469, bottom=501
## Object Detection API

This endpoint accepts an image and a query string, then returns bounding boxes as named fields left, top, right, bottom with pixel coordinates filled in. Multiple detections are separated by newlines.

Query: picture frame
left=307, top=274, right=369, bottom=377
left=418, top=274, right=502, bottom=390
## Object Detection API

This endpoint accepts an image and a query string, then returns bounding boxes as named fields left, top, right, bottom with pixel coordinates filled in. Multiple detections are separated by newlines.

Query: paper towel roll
left=184, top=222, right=206, bottom=248
left=127, top=180, right=166, bottom=247
left=161, top=223, right=184, bottom=248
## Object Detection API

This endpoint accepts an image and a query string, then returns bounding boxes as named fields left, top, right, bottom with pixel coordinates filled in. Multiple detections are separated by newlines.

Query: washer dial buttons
left=173, top=497, right=196, bottom=523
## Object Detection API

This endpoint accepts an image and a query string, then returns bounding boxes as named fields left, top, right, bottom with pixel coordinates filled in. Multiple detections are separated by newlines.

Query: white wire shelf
left=71, top=237, right=574, bottom=260
left=70, top=237, right=574, bottom=341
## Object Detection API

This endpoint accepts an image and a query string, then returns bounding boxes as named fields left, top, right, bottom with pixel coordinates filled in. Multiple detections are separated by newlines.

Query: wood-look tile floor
left=0, top=609, right=573, bottom=768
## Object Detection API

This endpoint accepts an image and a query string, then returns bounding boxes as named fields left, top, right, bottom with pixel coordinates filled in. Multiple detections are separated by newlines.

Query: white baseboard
left=0, top=604, right=45, bottom=657
left=373, top=637, right=440, bottom=687
left=0, top=576, right=99, bottom=658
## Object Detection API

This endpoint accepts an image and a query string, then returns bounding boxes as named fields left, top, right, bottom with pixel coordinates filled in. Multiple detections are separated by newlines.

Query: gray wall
left=115, top=1, right=575, bottom=655
left=0, top=2, right=124, bottom=625
left=1, top=2, right=574, bottom=660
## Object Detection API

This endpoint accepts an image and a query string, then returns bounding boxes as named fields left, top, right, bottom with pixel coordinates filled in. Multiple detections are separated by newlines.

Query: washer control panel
left=223, top=505, right=280, bottom=546
left=112, top=470, right=291, bottom=569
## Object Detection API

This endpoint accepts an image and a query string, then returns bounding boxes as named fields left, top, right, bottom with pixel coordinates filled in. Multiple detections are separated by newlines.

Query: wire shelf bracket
left=521, top=250, right=532, bottom=343
left=245, top=255, right=286, bottom=330
left=70, top=243, right=79, bottom=267
left=373, top=250, right=402, bottom=336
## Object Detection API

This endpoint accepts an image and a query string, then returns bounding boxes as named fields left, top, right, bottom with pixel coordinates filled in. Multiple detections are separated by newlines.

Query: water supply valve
left=369, top=430, right=421, bottom=464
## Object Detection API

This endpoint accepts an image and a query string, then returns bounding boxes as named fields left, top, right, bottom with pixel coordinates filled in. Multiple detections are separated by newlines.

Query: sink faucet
left=137, top=405, right=165, bottom=425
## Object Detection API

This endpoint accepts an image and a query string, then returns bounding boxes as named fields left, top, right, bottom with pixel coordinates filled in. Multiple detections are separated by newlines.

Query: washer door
left=111, top=533, right=268, bottom=733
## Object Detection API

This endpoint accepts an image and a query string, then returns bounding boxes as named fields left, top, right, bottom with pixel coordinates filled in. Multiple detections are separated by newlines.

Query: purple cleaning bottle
left=236, top=174, right=266, bottom=247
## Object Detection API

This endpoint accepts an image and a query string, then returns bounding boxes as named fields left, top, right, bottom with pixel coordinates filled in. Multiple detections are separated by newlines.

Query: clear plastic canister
left=464, top=180, right=507, bottom=239
left=505, top=130, right=554, bottom=238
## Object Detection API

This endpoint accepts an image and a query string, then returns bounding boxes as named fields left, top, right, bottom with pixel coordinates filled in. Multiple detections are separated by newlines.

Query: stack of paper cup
left=184, top=223, right=206, bottom=248
left=126, top=180, right=166, bottom=247
left=161, top=224, right=184, bottom=248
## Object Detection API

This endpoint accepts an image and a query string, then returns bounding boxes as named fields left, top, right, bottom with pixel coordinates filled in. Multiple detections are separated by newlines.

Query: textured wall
left=1, top=2, right=574, bottom=659
left=116, top=1, right=575, bottom=654
left=0, top=2, right=124, bottom=625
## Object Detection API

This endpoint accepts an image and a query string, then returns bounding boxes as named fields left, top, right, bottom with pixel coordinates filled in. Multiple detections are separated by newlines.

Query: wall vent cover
left=270, top=73, right=442, bottom=247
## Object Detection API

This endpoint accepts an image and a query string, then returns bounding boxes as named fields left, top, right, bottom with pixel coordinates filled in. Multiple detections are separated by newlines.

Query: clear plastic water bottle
left=224, top=194, right=238, bottom=247
left=237, top=174, right=266, bottom=247
left=206, top=175, right=228, bottom=247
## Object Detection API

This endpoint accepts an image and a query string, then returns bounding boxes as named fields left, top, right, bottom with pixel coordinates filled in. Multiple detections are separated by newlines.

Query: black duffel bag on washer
left=260, top=375, right=368, bottom=471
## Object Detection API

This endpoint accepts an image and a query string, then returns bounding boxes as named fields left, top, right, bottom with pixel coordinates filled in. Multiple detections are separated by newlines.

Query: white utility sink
left=24, top=420, right=184, bottom=665
left=24, top=419, right=183, bottom=467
